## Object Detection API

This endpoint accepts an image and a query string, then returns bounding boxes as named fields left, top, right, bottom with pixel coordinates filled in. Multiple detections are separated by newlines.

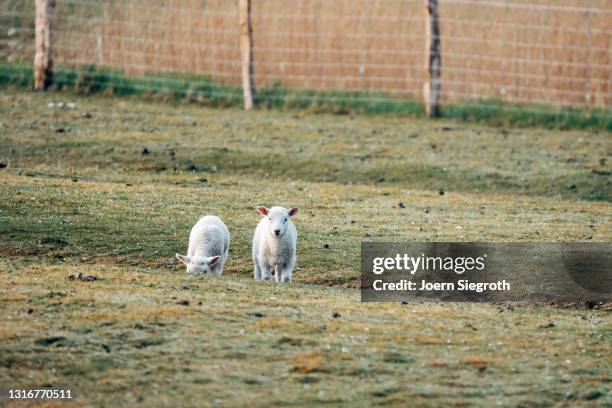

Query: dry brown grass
left=1, top=260, right=610, bottom=406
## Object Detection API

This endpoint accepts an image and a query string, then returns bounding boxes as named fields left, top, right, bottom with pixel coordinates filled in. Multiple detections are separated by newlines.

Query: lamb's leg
left=280, top=258, right=295, bottom=283
left=211, top=264, right=221, bottom=276
left=253, top=257, right=262, bottom=280
left=210, top=251, right=228, bottom=276
left=260, top=261, right=273, bottom=281
left=274, top=265, right=282, bottom=282
left=222, top=249, right=229, bottom=269
left=280, top=269, right=292, bottom=283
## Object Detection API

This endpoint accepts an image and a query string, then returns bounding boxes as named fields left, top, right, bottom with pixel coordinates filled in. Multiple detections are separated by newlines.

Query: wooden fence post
left=423, top=0, right=441, bottom=117
left=34, top=0, right=54, bottom=90
left=239, top=0, right=254, bottom=110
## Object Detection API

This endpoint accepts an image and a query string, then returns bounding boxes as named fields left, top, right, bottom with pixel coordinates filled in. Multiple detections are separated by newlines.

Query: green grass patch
left=443, top=100, right=612, bottom=132
left=0, top=62, right=609, bottom=130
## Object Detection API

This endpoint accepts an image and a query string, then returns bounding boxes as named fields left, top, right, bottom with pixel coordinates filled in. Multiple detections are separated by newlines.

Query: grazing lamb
left=252, top=206, right=299, bottom=282
left=176, top=215, right=230, bottom=276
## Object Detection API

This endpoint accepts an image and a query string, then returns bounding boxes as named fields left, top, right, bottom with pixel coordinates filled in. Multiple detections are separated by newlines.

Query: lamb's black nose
left=274, top=229, right=281, bottom=236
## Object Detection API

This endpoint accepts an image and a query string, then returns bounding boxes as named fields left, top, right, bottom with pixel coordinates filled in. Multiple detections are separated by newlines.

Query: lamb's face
left=186, top=256, right=213, bottom=274
left=176, top=254, right=220, bottom=274
left=268, top=207, right=290, bottom=237
left=257, top=206, right=298, bottom=238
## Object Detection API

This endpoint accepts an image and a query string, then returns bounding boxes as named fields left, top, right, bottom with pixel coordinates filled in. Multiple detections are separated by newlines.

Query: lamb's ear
left=208, top=255, right=221, bottom=267
left=288, top=207, right=299, bottom=217
left=176, top=253, right=190, bottom=265
left=257, top=206, right=269, bottom=216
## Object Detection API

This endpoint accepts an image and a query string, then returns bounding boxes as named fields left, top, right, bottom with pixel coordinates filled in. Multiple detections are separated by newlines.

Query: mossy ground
left=0, top=89, right=610, bottom=406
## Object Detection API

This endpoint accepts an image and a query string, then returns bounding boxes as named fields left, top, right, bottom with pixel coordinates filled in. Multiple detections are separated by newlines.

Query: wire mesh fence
left=1, top=0, right=610, bottom=125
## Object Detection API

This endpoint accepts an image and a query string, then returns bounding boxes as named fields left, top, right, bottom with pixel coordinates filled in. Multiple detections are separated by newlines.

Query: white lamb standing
left=176, top=215, right=230, bottom=276
left=252, top=206, right=299, bottom=282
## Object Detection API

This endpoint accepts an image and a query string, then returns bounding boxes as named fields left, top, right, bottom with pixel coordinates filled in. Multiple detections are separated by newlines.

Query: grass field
left=0, top=88, right=610, bottom=406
